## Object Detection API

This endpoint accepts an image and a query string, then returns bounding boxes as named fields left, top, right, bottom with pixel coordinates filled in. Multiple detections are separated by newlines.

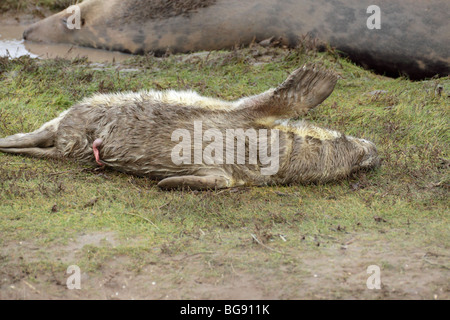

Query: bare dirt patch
left=1, top=230, right=448, bottom=299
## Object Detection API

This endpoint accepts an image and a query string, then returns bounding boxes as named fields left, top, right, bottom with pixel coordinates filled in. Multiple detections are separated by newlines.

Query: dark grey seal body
left=0, top=64, right=379, bottom=190
left=22, top=0, right=450, bottom=79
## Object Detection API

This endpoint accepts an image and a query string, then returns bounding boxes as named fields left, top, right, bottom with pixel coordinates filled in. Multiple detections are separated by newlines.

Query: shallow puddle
left=0, top=22, right=133, bottom=62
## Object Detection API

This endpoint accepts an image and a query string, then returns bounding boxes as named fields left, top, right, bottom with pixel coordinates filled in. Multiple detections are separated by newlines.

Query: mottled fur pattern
left=0, top=64, right=380, bottom=190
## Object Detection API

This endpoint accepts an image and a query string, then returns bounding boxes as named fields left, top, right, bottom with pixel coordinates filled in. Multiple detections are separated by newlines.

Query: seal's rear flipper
left=0, top=147, right=57, bottom=159
left=0, top=110, right=68, bottom=159
left=158, top=175, right=231, bottom=190
left=0, top=129, right=57, bottom=159
left=256, top=63, right=338, bottom=118
left=0, top=130, right=54, bottom=149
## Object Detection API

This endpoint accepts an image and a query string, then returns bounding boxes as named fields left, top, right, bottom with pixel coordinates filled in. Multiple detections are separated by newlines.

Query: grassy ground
left=0, top=3, right=449, bottom=300
left=0, top=46, right=448, bottom=300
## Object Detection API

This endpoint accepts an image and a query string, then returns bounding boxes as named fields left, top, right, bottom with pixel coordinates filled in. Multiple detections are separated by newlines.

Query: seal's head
left=350, top=137, right=381, bottom=172
left=23, top=0, right=106, bottom=48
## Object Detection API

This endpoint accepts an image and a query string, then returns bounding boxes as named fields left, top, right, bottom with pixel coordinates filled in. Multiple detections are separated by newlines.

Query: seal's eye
left=61, top=17, right=68, bottom=27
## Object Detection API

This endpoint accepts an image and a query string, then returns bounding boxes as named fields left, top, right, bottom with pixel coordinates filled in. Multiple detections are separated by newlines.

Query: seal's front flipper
left=157, top=175, right=231, bottom=190
left=256, top=63, right=338, bottom=118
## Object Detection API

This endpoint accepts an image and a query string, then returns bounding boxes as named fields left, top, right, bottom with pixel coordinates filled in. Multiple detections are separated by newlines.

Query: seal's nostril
left=23, top=25, right=36, bottom=40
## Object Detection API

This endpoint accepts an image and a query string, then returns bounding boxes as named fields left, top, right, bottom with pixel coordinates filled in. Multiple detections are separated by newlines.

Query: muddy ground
left=1, top=229, right=448, bottom=300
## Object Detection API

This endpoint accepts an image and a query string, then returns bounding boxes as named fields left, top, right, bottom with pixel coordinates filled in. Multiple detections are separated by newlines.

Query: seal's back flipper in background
left=253, top=64, right=338, bottom=119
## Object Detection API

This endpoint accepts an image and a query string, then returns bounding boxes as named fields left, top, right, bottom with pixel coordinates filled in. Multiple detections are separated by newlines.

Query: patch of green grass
left=0, top=47, right=448, bottom=298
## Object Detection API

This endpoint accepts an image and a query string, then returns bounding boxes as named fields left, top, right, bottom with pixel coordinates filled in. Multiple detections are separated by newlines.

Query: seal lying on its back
left=22, top=0, right=450, bottom=79
left=0, top=64, right=380, bottom=190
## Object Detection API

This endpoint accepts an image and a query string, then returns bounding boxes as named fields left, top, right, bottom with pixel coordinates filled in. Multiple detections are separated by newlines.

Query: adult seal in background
left=23, top=0, right=450, bottom=80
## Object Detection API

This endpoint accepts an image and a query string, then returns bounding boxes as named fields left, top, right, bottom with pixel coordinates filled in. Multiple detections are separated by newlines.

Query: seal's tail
left=253, top=63, right=339, bottom=118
